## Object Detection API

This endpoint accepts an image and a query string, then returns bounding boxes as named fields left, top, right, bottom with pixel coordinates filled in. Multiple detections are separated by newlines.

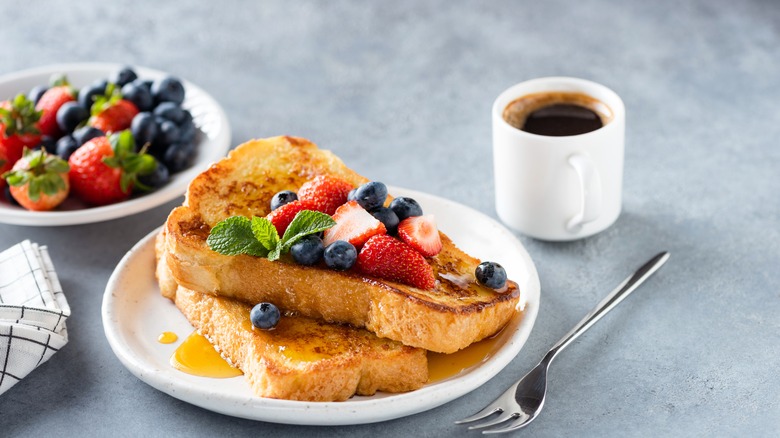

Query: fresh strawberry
left=0, top=146, right=12, bottom=191
left=297, top=175, right=354, bottom=215
left=35, top=82, right=75, bottom=137
left=355, top=234, right=436, bottom=290
left=0, top=95, right=43, bottom=182
left=397, top=214, right=443, bottom=257
left=68, top=131, right=156, bottom=205
left=89, top=99, right=138, bottom=133
left=266, top=199, right=318, bottom=235
left=323, top=200, right=387, bottom=247
left=86, top=82, right=139, bottom=133
left=3, top=148, right=69, bottom=211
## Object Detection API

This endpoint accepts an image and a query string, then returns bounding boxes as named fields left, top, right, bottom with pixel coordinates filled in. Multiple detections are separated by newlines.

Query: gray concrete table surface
left=0, top=1, right=778, bottom=436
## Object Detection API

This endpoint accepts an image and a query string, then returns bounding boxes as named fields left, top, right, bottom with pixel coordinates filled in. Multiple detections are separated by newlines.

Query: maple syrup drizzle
left=427, top=327, right=507, bottom=383
left=170, top=332, right=243, bottom=378
left=157, top=331, right=179, bottom=344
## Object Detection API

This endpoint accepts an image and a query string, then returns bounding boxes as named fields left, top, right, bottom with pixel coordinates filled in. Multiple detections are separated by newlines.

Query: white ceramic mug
left=492, top=77, right=625, bottom=241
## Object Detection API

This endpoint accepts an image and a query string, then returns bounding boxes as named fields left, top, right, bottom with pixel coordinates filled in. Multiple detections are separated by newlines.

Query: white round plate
left=102, top=187, right=540, bottom=425
left=0, top=62, right=231, bottom=226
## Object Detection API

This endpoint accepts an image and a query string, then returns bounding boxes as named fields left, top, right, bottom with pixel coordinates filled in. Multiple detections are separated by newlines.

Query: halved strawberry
left=355, top=234, right=436, bottom=290
left=397, top=214, right=442, bottom=257
left=266, top=199, right=318, bottom=235
left=297, top=175, right=353, bottom=215
left=323, top=200, right=386, bottom=247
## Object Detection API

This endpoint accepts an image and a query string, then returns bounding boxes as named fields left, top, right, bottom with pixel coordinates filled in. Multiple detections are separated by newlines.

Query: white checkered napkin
left=0, top=241, right=70, bottom=333
left=0, top=240, right=70, bottom=396
left=0, top=322, right=68, bottom=394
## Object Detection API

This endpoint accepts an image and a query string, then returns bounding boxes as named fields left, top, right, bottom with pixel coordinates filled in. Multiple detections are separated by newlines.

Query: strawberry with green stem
left=3, top=148, right=70, bottom=211
left=0, top=94, right=43, bottom=186
left=88, top=83, right=139, bottom=133
left=68, top=130, right=156, bottom=205
left=355, top=234, right=436, bottom=290
left=297, top=175, right=354, bottom=215
left=35, top=75, right=76, bottom=137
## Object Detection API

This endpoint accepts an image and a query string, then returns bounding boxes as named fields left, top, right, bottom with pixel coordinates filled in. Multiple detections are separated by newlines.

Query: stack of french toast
left=155, top=136, right=522, bottom=401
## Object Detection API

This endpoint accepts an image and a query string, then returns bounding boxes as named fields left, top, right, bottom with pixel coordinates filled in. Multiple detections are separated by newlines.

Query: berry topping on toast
left=389, top=196, right=423, bottom=221
left=323, top=200, right=387, bottom=247
left=356, top=234, right=436, bottom=290
left=297, top=175, right=353, bottom=215
left=270, top=190, right=298, bottom=211
left=397, top=214, right=443, bottom=257
left=475, top=261, right=508, bottom=290
left=266, top=199, right=318, bottom=235
left=353, top=181, right=388, bottom=210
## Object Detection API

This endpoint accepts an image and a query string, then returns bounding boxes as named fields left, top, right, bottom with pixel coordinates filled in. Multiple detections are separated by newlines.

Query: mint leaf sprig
left=207, top=210, right=336, bottom=261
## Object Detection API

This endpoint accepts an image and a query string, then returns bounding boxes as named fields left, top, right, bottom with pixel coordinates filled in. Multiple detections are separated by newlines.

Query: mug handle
left=566, top=153, right=602, bottom=233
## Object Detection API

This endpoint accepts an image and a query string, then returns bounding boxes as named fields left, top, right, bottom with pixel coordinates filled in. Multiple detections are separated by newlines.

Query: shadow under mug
left=492, top=77, right=625, bottom=241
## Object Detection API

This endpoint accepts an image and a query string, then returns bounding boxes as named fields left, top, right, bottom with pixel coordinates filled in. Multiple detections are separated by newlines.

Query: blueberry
left=250, top=302, right=281, bottom=330
left=39, top=136, right=57, bottom=154
left=55, top=135, right=80, bottom=160
left=28, top=85, right=48, bottom=104
left=131, top=112, right=158, bottom=148
left=111, top=66, right=138, bottom=87
left=139, top=79, right=153, bottom=91
left=354, top=181, right=387, bottom=211
left=78, top=82, right=107, bottom=110
left=290, top=235, right=325, bottom=266
left=153, top=101, right=185, bottom=123
left=370, top=207, right=400, bottom=235
left=152, top=76, right=185, bottom=105
left=155, top=119, right=181, bottom=146
left=389, top=197, right=423, bottom=221
left=162, top=141, right=195, bottom=173
left=179, top=108, right=193, bottom=125
left=56, top=102, right=89, bottom=133
left=270, top=190, right=298, bottom=210
left=475, top=261, right=507, bottom=290
left=121, top=80, right=154, bottom=112
left=323, top=240, right=357, bottom=271
left=138, top=160, right=170, bottom=189
left=72, top=126, right=104, bottom=146
left=3, top=185, right=19, bottom=206
left=178, top=113, right=196, bottom=143
left=347, top=188, right=357, bottom=202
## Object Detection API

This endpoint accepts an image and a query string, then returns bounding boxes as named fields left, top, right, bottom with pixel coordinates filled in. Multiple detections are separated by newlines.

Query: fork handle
left=545, top=251, right=670, bottom=362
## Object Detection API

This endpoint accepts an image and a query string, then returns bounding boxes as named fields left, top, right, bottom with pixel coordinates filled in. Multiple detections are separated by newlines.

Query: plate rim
left=101, top=187, right=541, bottom=425
left=0, top=62, right=231, bottom=226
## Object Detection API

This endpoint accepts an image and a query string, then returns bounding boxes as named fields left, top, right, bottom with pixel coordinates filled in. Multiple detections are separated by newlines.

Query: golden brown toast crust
left=155, top=233, right=427, bottom=401
left=165, top=136, right=521, bottom=353
left=172, top=287, right=427, bottom=401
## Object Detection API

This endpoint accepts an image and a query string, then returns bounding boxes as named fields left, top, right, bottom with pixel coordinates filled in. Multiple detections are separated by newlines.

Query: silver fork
left=456, top=251, right=670, bottom=434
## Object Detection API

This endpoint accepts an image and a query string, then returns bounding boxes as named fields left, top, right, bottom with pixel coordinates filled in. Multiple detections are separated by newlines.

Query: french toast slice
left=156, top=234, right=428, bottom=401
left=164, top=136, right=521, bottom=353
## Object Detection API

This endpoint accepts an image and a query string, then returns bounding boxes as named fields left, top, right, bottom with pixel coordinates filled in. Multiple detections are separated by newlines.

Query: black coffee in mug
left=502, top=91, right=613, bottom=136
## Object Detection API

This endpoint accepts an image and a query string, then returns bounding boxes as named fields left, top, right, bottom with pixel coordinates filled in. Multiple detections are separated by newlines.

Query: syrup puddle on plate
left=164, top=320, right=514, bottom=383
left=170, top=331, right=242, bottom=378
left=427, top=326, right=507, bottom=383
left=157, top=331, right=178, bottom=344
